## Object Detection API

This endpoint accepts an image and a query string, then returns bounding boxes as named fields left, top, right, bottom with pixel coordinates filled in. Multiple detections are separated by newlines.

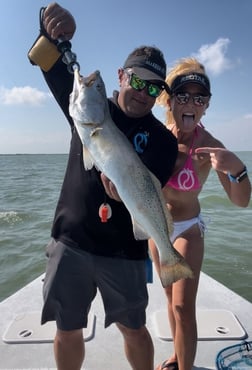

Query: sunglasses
left=173, top=92, right=210, bottom=106
left=125, top=70, right=164, bottom=98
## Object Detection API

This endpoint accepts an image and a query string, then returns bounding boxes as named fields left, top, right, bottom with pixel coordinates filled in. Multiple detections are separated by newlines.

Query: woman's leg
left=150, top=224, right=204, bottom=370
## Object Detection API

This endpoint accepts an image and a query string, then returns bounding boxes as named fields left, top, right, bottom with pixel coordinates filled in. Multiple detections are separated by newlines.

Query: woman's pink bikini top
left=167, top=125, right=202, bottom=192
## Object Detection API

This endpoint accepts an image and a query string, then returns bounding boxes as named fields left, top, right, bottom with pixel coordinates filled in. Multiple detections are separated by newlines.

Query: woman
left=149, top=58, right=251, bottom=370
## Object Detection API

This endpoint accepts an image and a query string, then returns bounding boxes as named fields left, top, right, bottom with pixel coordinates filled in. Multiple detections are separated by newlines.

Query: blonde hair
left=157, top=57, right=209, bottom=126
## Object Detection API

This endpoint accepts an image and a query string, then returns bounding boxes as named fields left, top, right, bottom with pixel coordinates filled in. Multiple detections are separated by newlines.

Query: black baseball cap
left=123, top=51, right=170, bottom=92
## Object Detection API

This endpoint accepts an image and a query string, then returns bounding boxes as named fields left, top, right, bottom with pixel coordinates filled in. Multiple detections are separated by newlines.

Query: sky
left=0, top=0, right=252, bottom=153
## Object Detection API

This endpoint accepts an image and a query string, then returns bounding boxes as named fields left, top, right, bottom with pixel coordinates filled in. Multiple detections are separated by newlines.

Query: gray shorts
left=41, top=239, right=148, bottom=330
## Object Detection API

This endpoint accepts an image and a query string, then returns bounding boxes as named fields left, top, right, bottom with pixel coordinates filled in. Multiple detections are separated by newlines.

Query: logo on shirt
left=133, top=132, right=149, bottom=154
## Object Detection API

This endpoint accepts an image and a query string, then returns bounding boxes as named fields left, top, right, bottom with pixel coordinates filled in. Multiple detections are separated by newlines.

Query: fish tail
left=159, top=260, right=194, bottom=287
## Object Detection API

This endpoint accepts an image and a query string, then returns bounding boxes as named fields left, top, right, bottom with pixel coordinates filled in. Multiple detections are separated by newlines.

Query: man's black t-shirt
left=43, top=60, right=178, bottom=260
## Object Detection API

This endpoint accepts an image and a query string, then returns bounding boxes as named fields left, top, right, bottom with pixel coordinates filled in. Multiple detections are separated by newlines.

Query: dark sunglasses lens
left=175, top=93, right=208, bottom=106
left=176, top=93, right=189, bottom=104
left=148, top=84, right=162, bottom=98
left=129, top=72, right=162, bottom=98
left=130, top=74, right=146, bottom=91
left=193, top=96, right=206, bottom=106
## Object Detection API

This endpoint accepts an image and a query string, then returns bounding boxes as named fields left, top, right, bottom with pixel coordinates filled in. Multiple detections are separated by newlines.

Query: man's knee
left=55, top=328, right=83, bottom=343
left=116, top=323, right=148, bottom=340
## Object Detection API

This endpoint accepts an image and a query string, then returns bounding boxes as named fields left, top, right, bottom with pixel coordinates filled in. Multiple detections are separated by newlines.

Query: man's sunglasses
left=125, top=70, right=164, bottom=98
left=173, top=92, right=210, bottom=106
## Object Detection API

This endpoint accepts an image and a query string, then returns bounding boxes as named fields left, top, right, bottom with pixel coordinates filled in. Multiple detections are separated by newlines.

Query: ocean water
left=0, top=152, right=251, bottom=303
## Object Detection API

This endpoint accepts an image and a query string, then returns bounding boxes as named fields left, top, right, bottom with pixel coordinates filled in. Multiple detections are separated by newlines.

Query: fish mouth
left=74, top=70, right=99, bottom=89
left=84, top=72, right=97, bottom=87
left=81, top=71, right=100, bottom=87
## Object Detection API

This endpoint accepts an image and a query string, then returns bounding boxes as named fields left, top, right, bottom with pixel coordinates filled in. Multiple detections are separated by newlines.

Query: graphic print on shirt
left=133, top=131, right=149, bottom=153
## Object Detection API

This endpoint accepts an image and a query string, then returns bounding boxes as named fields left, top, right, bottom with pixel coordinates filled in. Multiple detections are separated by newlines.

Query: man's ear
left=118, top=68, right=125, bottom=86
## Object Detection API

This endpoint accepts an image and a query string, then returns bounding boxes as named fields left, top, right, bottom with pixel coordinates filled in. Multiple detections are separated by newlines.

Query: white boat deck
left=0, top=270, right=251, bottom=369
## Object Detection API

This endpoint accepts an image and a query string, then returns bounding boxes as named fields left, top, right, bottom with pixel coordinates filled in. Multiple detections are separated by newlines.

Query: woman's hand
left=195, top=147, right=245, bottom=175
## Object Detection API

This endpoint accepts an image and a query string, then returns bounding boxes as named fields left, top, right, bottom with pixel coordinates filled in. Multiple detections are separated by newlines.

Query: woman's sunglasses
left=174, top=92, right=210, bottom=106
left=125, top=70, right=164, bottom=98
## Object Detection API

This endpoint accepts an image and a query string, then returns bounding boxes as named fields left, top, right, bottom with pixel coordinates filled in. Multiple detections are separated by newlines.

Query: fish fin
left=90, top=127, right=103, bottom=136
left=82, top=147, right=95, bottom=170
left=132, top=218, right=149, bottom=240
left=164, top=203, right=174, bottom=235
left=159, top=259, right=194, bottom=287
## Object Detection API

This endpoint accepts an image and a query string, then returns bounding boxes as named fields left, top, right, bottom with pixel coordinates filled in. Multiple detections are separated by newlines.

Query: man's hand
left=43, top=2, right=76, bottom=40
left=100, top=173, right=122, bottom=201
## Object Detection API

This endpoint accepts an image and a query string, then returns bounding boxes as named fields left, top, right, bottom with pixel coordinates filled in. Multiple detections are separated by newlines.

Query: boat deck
left=0, top=271, right=251, bottom=369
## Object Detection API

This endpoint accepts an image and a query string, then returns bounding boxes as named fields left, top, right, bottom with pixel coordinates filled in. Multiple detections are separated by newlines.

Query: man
left=28, top=3, right=178, bottom=370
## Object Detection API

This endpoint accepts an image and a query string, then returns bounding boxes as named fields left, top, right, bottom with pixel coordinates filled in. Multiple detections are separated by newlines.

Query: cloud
left=0, top=86, right=51, bottom=106
left=244, top=113, right=252, bottom=120
left=193, top=38, right=233, bottom=76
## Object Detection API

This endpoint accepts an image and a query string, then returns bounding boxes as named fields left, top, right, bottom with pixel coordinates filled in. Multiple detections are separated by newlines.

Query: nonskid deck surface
left=0, top=271, right=251, bottom=370
left=2, top=308, right=246, bottom=344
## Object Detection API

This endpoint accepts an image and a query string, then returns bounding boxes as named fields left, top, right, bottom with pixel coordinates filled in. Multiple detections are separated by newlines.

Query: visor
left=170, top=73, right=211, bottom=95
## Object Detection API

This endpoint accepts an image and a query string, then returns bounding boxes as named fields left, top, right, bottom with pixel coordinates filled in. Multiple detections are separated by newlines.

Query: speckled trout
left=69, top=70, right=193, bottom=287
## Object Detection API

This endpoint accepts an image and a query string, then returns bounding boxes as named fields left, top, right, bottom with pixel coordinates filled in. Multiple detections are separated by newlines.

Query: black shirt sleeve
left=42, top=58, right=74, bottom=127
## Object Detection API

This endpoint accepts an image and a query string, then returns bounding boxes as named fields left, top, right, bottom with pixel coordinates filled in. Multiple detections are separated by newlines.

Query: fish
left=69, top=69, right=193, bottom=287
